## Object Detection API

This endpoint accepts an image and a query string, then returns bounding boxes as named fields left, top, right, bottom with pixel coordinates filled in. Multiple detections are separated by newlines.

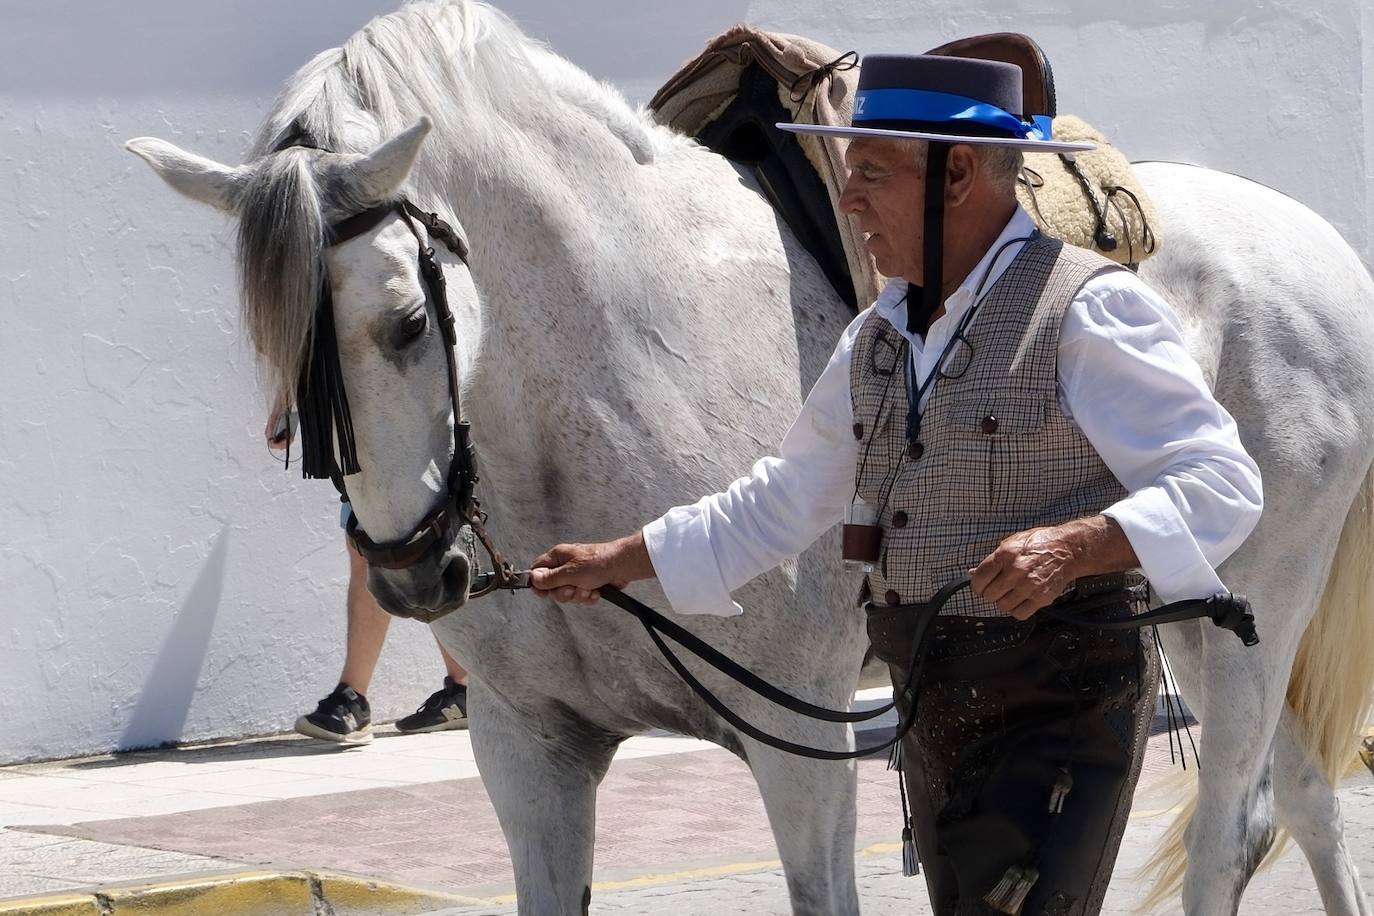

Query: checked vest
left=850, top=235, right=1128, bottom=617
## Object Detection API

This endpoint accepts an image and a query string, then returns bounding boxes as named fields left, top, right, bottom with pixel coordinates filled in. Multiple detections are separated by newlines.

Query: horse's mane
left=237, top=0, right=668, bottom=406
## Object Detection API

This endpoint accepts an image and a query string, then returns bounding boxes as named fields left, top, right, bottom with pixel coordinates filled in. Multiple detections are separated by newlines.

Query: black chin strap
left=912, top=142, right=950, bottom=337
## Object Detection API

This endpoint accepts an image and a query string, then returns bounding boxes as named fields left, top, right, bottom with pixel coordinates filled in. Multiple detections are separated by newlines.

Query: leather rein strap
left=594, top=576, right=1257, bottom=760
left=596, top=577, right=965, bottom=761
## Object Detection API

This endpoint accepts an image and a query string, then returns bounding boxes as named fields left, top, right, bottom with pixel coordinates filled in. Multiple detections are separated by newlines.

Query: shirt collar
left=874, top=205, right=1039, bottom=349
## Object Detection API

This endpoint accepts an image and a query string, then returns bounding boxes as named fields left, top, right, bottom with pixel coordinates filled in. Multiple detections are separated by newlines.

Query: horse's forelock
left=236, top=149, right=327, bottom=409
left=236, top=0, right=663, bottom=406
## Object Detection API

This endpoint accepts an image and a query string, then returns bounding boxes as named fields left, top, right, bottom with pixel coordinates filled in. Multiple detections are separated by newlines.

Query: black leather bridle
left=298, top=197, right=525, bottom=597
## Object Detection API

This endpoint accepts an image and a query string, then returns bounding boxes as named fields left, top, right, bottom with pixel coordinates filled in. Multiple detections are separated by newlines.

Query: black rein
left=594, top=575, right=1256, bottom=761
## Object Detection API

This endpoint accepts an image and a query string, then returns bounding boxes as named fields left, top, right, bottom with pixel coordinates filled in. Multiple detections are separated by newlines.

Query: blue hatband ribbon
left=853, top=88, right=1053, bottom=141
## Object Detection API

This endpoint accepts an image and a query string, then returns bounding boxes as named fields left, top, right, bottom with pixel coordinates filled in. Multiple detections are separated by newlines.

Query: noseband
left=296, top=197, right=523, bottom=597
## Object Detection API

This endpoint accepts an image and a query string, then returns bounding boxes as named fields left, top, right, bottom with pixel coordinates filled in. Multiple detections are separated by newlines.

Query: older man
left=531, top=54, right=1261, bottom=915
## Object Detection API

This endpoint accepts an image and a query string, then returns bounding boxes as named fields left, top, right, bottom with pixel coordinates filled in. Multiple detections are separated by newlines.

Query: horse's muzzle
left=365, top=545, right=472, bottom=622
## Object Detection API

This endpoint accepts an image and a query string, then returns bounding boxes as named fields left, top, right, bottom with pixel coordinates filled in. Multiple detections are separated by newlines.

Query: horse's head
left=126, top=118, right=484, bottom=622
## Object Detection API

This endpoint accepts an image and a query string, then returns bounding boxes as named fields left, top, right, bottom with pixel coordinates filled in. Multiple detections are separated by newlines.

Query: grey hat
left=778, top=53, right=1093, bottom=153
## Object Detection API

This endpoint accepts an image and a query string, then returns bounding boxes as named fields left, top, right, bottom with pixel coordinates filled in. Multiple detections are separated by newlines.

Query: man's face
left=840, top=137, right=926, bottom=281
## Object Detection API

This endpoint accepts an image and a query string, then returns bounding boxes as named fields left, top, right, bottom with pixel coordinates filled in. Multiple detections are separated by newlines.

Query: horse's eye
left=399, top=308, right=428, bottom=344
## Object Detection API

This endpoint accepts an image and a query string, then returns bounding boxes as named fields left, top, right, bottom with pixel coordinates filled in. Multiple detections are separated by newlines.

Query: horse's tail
left=1288, top=459, right=1374, bottom=785
left=1140, top=459, right=1374, bottom=912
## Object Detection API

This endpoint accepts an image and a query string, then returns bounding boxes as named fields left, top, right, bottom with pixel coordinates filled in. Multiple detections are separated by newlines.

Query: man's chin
left=865, top=240, right=898, bottom=277
left=871, top=252, right=901, bottom=280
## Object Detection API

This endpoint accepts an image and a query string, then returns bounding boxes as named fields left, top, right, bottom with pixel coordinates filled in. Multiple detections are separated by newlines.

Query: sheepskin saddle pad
left=650, top=28, right=1162, bottom=310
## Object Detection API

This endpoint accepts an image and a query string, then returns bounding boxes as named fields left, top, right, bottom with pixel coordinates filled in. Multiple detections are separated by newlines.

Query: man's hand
left=969, top=515, right=1137, bottom=620
left=529, top=532, right=656, bottom=606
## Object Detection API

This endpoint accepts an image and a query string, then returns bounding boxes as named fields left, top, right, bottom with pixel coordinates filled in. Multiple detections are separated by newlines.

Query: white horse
left=126, top=2, right=1374, bottom=914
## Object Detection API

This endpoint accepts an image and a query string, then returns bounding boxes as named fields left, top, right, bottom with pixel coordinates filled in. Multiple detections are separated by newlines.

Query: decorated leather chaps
left=870, top=599, right=1160, bottom=916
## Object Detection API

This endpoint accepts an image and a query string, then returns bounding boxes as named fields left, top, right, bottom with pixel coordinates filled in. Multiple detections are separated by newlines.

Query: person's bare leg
left=294, top=535, right=384, bottom=744
left=339, top=537, right=390, bottom=696
left=434, top=638, right=468, bottom=687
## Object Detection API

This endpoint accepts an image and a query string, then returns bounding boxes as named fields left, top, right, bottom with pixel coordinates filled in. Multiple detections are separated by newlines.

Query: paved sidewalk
left=0, top=722, right=714, bottom=901
left=1, top=691, right=1369, bottom=914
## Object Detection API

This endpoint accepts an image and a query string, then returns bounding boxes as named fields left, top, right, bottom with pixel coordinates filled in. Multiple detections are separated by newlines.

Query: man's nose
left=839, top=181, right=864, bottom=215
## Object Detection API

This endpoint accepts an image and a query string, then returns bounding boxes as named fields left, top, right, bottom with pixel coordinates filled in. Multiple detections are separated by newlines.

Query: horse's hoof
left=1360, top=733, right=1374, bottom=777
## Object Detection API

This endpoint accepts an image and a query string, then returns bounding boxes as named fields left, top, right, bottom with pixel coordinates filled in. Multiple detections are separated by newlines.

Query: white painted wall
left=1366, top=1, right=1374, bottom=265
left=1, top=0, right=1370, bottom=764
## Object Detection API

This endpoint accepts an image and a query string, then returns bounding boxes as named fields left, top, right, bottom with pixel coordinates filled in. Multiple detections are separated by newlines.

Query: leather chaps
left=867, top=595, right=1160, bottom=916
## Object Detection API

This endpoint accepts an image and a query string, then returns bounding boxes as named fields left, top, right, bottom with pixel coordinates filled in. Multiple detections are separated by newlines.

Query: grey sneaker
left=395, top=677, right=469, bottom=733
left=294, top=683, right=372, bottom=745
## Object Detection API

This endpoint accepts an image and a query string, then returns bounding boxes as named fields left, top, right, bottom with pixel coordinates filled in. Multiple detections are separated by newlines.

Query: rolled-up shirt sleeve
left=642, top=311, right=867, bottom=615
left=1059, top=274, right=1263, bottom=602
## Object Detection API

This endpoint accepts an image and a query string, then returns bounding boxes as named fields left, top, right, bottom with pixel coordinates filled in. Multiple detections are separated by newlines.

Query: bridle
left=296, top=196, right=525, bottom=598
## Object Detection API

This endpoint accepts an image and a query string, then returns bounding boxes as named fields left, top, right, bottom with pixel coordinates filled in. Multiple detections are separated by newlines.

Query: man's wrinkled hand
left=529, top=533, right=655, bottom=607
left=968, top=525, right=1079, bottom=620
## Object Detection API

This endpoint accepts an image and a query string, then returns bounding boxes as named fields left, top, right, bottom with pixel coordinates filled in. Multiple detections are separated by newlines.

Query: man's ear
left=945, top=144, right=981, bottom=209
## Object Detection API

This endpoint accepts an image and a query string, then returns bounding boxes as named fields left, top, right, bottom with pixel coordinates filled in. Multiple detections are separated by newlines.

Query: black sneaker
left=294, top=683, right=372, bottom=745
left=395, top=677, right=469, bottom=733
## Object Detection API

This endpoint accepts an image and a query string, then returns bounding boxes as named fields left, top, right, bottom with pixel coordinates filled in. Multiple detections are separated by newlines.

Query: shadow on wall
left=119, top=526, right=230, bottom=752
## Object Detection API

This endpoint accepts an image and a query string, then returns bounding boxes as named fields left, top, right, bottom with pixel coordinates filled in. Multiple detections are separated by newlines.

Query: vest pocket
left=942, top=397, right=1046, bottom=515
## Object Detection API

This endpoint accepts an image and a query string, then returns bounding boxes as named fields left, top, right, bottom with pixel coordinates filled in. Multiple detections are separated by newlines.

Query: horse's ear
left=125, top=138, right=249, bottom=214
left=345, top=117, right=432, bottom=205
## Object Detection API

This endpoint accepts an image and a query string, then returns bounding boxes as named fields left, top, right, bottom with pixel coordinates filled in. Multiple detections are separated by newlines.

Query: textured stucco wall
left=1, top=0, right=1370, bottom=764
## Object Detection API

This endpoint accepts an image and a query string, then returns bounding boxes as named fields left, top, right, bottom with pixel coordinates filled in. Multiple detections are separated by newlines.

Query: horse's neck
left=428, top=122, right=647, bottom=537
left=422, top=60, right=842, bottom=543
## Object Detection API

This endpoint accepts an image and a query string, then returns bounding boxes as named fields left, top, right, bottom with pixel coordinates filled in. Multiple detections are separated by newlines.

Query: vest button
left=906, top=441, right=924, bottom=460
left=884, top=589, right=901, bottom=606
left=891, top=511, right=908, bottom=529
left=852, top=422, right=864, bottom=440
left=980, top=415, right=999, bottom=434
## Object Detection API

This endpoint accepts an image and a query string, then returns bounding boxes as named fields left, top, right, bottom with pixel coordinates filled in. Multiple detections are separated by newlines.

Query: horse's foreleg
left=469, top=683, right=618, bottom=916
left=1272, top=707, right=1373, bottom=915
left=745, top=732, right=861, bottom=916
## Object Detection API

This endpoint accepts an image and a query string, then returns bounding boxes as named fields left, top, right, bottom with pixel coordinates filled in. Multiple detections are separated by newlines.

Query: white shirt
left=643, top=207, right=1263, bottom=616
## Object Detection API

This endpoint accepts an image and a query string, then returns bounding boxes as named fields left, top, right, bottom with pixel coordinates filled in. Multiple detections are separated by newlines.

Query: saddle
left=650, top=27, right=872, bottom=308
left=650, top=29, right=1161, bottom=309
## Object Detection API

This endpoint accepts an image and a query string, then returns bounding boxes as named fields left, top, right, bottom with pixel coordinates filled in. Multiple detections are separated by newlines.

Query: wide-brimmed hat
left=778, top=53, right=1094, bottom=153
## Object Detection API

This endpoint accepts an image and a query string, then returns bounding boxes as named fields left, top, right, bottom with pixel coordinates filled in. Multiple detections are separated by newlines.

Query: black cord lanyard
left=901, top=234, right=1039, bottom=447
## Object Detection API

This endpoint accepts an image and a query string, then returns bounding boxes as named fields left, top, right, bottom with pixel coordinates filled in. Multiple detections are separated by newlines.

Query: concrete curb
left=0, top=869, right=485, bottom=916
